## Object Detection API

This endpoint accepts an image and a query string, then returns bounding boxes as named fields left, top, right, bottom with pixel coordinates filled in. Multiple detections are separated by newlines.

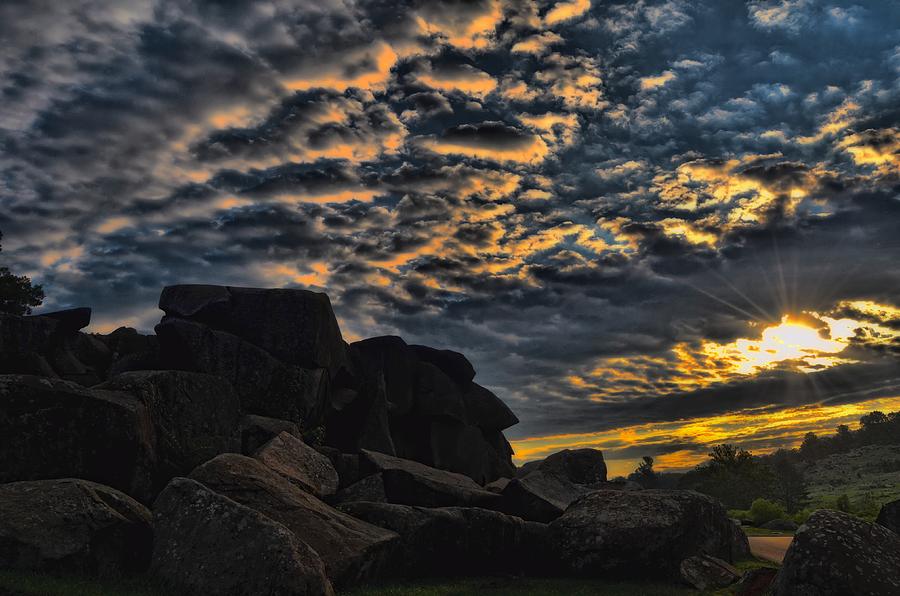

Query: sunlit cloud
left=544, top=0, right=592, bottom=26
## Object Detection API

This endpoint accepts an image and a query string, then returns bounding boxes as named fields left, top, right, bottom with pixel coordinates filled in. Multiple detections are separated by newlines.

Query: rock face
left=679, top=555, right=741, bottom=591
left=189, top=454, right=397, bottom=588
left=156, top=317, right=328, bottom=425
left=159, top=285, right=346, bottom=376
left=501, top=449, right=607, bottom=522
left=357, top=449, right=500, bottom=508
left=773, top=509, right=900, bottom=596
left=337, top=502, right=530, bottom=577
left=152, top=477, right=334, bottom=596
left=0, top=479, right=152, bottom=576
left=240, top=415, right=302, bottom=455
left=549, top=489, right=737, bottom=578
left=326, top=335, right=517, bottom=484
left=98, top=371, right=240, bottom=484
left=253, top=432, right=340, bottom=498
left=876, top=498, right=900, bottom=535
left=0, top=375, right=157, bottom=501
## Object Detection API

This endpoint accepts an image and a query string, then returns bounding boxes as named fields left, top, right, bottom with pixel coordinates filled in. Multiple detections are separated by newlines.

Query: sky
left=2, top=0, right=899, bottom=477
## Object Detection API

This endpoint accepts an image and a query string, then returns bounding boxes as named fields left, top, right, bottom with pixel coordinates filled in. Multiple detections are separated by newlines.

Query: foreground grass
left=1, top=560, right=778, bottom=596
left=344, top=577, right=696, bottom=596
left=0, top=571, right=165, bottom=596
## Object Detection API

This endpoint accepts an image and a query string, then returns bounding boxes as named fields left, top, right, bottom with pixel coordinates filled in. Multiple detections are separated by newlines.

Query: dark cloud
left=2, top=0, right=899, bottom=468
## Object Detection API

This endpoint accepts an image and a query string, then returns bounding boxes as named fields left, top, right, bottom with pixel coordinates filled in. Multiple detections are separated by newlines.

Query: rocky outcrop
left=773, top=509, right=900, bottom=596
left=159, top=285, right=347, bottom=376
left=337, top=502, right=532, bottom=577
left=0, top=479, right=152, bottom=576
left=253, top=432, right=339, bottom=498
left=0, top=375, right=157, bottom=501
left=326, top=335, right=516, bottom=484
left=152, top=477, right=334, bottom=596
left=679, top=555, right=741, bottom=591
left=876, top=498, right=900, bottom=535
left=500, top=449, right=607, bottom=522
left=357, top=449, right=500, bottom=508
left=548, top=489, right=737, bottom=578
left=189, top=453, right=397, bottom=588
left=156, top=317, right=329, bottom=425
left=98, top=370, right=240, bottom=484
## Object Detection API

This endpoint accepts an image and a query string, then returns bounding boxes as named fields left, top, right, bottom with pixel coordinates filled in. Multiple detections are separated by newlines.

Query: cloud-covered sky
left=3, top=0, right=899, bottom=475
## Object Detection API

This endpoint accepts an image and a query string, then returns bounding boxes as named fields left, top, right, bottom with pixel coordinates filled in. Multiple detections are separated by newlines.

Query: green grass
left=0, top=571, right=165, bottom=596
left=343, top=577, right=696, bottom=596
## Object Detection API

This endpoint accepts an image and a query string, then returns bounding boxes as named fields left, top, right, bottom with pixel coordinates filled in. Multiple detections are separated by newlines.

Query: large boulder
left=462, top=383, right=518, bottom=430
left=352, top=336, right=416, bottom=415
left=409, top=345, right=476, bottom=387
left=254, top=432, right=339, bottom=498
left=0, top=375, right=157, bottom=501
left=500, top=449, right=607, bottom=522
left=358, top=449, right=500, bottom=508
left=156, top=318, right=328, bottom=425
left=33, top=308, right=91, bottom=334
left=876, top=498, right=900, bottom=535
left=189, top=454, right=397, bottom=588
left=97, top=371, right=240, bottom=484
left=152, top=477, right=333, bottom=596
left=0, top=479, right=152, bottom=577
left=0, top=313, right=59, bottom=372
left=240, top=414, right=302, bottom=455
left=159, top=285, right=346, bottom=376
left=679, top=554, right=741, bottom=591
left=548, top=489, right=737, bottom=578
left=773, top=509, right=900, bottom=596
left=337, top=502, right=530, bottom=577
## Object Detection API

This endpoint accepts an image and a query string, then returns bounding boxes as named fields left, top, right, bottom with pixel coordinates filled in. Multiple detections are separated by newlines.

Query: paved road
left=748, top=536, right=793, bottom=563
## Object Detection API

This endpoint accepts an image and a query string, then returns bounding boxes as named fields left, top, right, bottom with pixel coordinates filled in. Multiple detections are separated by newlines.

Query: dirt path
left=748, top=536, right=793, bottom=563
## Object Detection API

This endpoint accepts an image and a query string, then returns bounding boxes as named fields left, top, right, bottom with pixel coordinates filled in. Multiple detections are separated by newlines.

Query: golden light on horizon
left=728, top=316, right=851, bottom=374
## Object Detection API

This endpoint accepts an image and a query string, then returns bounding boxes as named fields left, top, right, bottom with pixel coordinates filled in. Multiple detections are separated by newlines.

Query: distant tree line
left=628, top=409, right=900, bottom=513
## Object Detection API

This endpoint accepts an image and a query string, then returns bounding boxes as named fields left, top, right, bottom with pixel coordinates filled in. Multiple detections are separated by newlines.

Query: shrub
left=792, top=508, right=812, bottom=525
left=835, top=494, right=851, bottom=512
left=749, top=498, right=786, bottom=526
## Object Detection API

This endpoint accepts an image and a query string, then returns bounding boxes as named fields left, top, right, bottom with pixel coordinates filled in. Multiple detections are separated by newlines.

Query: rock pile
left=8, top=284, right=894, bottom=594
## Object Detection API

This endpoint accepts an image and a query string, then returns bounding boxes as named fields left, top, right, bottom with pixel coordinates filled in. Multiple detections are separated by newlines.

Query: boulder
left=736, top=567, right=777, bottom=596
left=0, top=375, right=156, bottom=501
left=152, top=477, right=333, bottom=596
left=772, top=509, right=900, bottom=596
left=730, top=519, right=752, bottom=561
left=240, top=414, right=302, bottom=455
left=33, top=307, right=91, bottom=334
left=159, top=285, right=346, bottom=376
left=462, top=383, right=518, bottom=430
left=325, top=362, right=396, bottom=456
left=500, top=448, right=607, bottom=522
left=0, top=313, right=58, bottom=375
left=352, top=336, right=416, bottom=415
left=409, top=345, right=475, bottom=387
left=876, top=498, right=900, bottom=535
left=0, top=479, right=152, bottom=576
left=254, top=432, right=339, bottom=498
left=549, top=489, right=737, bottom=578
left=485, top=477, right=510, bottom=493
left=316, top=446, right=361, bottom=489
left=332, top=474, right=388, bottom=505
left=761, top=518, right=798, bottom=532
left=679, top=555, right=741, bottom=591
left=539, top=449, right=607, bottom=484
left=359, top=449, right=500, bottom=508
left=189, top=454, right=397, bottom=588
left=156, top=317, right=328, bottom=425
left=337, top=502, right=529, bottom=577
left=413, top=362, right=466, bottom=421
left=429, top=419, right=515, bottom=484
left=98, top=371, right=240, bottom=483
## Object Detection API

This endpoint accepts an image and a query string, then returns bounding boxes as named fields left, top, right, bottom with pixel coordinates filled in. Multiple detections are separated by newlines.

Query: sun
left=732, top=316, right=851, bottom=373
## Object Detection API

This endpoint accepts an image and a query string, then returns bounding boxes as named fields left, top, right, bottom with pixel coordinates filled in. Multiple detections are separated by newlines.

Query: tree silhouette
left=0, top=231, right=44, bottom=315
left=628, top=456, right=658, bottom=488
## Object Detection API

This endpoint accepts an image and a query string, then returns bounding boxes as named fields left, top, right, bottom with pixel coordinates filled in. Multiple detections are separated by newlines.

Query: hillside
left=802, top=445, right=900, bottom=518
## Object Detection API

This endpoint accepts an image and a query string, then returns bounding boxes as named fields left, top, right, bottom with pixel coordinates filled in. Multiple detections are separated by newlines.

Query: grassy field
left=802, top=445, right=900, bottom=521
left=0, top=563, right=778, bottom=596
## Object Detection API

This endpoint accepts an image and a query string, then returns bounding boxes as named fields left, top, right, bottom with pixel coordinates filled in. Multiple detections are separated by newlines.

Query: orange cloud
left=417, top=65, right=497, bottom=98
left=283, top=43, right=397, bottom=92
left=544, top=0, right=592, bottom=26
